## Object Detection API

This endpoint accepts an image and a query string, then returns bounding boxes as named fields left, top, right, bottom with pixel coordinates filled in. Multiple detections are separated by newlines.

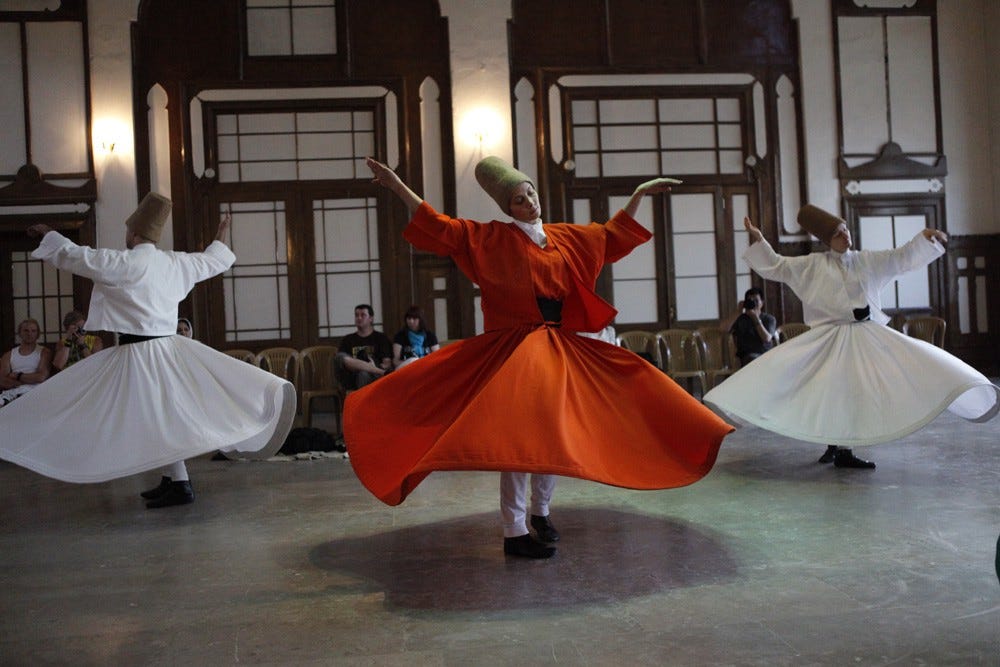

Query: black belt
left=118, top=333, right=170, bottom=345
left=537, top=297, right=563, bottom=326
left=853, top=305, right=871, bottom=322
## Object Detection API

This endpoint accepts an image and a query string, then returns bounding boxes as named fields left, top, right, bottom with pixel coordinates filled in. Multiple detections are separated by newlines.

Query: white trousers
left=163, top=460, right=189, bottom=482
left=499, top=472, right=555, bottom=538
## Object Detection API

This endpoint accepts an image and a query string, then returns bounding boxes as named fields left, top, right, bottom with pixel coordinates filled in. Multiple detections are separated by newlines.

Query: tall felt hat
left=797, top=204, right=843, bottom=245
left=474, top=156, right=534, bottom=214
left=125, top=192, right=171, bottom=243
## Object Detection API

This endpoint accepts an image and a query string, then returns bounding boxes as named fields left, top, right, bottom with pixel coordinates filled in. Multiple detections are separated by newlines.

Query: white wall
left=438, top=0, right=513, bottom=222
left=87, top=0, right=141, bottom=249
left=791, top=0, right=841, bottom=218
left=938, top=0, right=996, bottom=235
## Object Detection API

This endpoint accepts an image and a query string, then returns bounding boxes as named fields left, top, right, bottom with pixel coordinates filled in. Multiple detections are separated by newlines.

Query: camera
left=743, top=297, right=758, bottom=311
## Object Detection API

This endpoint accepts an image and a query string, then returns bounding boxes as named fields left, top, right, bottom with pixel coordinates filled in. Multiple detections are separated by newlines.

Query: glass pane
left=675, top=276, right=720, bottom=321
left=658, top=98, right=713, bottom=122
left=291, top=7, right=336, bottom=55
left=660, top=124, right=716, bottom=149
left=247, top=8, right=292, bottom=56
left=673, top=233, right=718, bottom=278
left=662, top=150, right=716, bottom=173
left=670, top=193, right=715, bottom=233
left=602, top=151, right=658, bottom=176
left=600, top=125, right=657, bottom=150
left=599, top=98, right=656, bottom=123
left=613, top=279, right=657, bottom=324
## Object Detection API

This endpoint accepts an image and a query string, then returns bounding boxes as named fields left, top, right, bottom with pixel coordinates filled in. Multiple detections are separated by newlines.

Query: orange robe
left=345, top=202, right=733, bottom=505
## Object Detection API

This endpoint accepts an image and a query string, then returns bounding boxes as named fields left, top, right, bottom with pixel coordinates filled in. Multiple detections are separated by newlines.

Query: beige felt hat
left=125, top=192, right=171, bottom=243
left=797, top=204, right=843, bottom=245
left=474, top=156, right=534, bottom=214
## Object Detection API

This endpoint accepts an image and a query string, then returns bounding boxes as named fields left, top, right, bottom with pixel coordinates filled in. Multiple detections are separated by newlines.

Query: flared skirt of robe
left=345, top=325, right=734, bottom=505
left=703, top=321, right=999, bottom=446
left=0, top=336, right=296, bottom=483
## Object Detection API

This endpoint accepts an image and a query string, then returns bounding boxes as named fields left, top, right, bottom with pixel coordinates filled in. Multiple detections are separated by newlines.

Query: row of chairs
left=616, top=329, right=734, bottom=398
left=223, top=345, right=344, bottom=434
left=226, top=315, right=947, bottom=423
left=615, top=315, right=947, bottom=399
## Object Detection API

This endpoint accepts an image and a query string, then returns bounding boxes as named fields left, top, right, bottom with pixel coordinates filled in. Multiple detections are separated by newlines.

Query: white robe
left=704, top=233, right=999, bottom=446
left=0, top=232, right=296, bottom=483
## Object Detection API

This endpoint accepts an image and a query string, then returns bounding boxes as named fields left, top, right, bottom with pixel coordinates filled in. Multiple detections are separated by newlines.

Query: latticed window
left=221, top=201, right=291, bottom=342
left=313, top=197, right=382, bottom=338
left=570, top=96, right=744, bottom=178
left=216, top=109, right=374, bottom=183
left=10, top=251, right=74, bottom=344
left=245, top=0, right=336, bottom=57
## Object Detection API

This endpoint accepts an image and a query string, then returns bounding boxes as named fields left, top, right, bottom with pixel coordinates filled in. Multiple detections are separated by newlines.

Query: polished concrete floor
left=1, top=409, right=999, bottom=666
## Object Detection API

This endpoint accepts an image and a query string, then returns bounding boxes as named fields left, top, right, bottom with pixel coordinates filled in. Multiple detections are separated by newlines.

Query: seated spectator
left=176, top=317, right=193, bottom=338
left=727, top=287, right=777, bottom=367
left=53, top=310, right=104, bottom=371
left=335, top=304, right=393, bottom=390
left=0, top=318, right=52, bottom=407
left=392, top=305, right=440, bottom=369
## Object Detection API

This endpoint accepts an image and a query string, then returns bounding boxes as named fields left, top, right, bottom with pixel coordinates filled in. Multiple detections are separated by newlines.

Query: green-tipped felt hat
left=474, top=156, right=534, bottom=215
left=125, top=192, right=171, bottom=244
left=797, top=204, right=844, bottom=246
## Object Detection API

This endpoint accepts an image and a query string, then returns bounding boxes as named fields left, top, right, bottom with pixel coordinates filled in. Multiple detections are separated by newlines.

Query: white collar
left=509, top=219, right=547, bottom=248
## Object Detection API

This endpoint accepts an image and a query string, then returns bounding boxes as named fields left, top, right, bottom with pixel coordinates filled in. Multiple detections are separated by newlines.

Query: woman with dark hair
left=392, top=305, right=440, bottom=369
left=347, top=156, right=733, bottom=559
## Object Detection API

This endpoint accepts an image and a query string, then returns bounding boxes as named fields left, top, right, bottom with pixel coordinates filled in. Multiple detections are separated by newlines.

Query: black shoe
left=503, top=534, right=556, bottom=559
left=833, top=448, right=876, bottom=469
left=140, top=476, right=172, bottom=499
left=530, top=514, right=560, bottom=543
left=818, top=445, right=838, bottom=464
left=145, top=481, right=195, bottom=508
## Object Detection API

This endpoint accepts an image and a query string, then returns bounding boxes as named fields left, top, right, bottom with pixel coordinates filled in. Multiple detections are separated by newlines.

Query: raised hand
left=27, top=223, right=52, bottom=238
left=365, top=157, right=422, bottom=214
left=636, top=177, right=683, bottom=196
left=922, top=228, right=948, bottom=245
left=744, top=216, right=764, bottom=244
left=215, top=212, right=232, bottom=243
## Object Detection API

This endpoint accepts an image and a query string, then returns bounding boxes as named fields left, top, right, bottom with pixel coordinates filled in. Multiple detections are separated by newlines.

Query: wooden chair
left=776, top=322, right=810, bottom=343
left=655, top=329, right=707, bottom=398
left=615, top=330, right=658, bottom=366
left=255, top=347, right=299, bottom=385
left=222, top=348, right=256, bottom=364
left=693, top=327, right=737, bottom=390
left=902, top=315, right=946, bottom=348
left=298, top=345, right=344, bottom=434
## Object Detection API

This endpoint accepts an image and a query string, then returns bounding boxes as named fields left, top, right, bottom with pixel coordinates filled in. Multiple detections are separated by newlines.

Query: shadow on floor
left=309, top=507, right=739, bottom=611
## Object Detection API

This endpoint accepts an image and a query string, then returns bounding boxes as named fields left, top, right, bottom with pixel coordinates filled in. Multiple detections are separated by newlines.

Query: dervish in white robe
left=0, top=215, right=295, bottom=483
left=704, top=228, right=999, bottom=446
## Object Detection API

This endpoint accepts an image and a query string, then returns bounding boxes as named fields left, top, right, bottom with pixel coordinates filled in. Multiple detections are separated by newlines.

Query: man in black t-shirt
left=729, top=287, right=777, bottom=367
left=335, top=304, right=393, bottom=390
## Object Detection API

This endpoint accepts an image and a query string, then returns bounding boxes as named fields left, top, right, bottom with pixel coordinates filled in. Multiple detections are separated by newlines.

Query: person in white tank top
left=0, top=318, right=52, bottom=407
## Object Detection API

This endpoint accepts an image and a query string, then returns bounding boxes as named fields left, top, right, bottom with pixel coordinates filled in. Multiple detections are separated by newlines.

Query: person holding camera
left=52, top=310, right=103, bottom=371
left=728, top=287, right=777, bottom=367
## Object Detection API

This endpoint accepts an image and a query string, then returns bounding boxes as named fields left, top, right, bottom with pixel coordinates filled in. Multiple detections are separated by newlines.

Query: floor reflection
left=310, top=507, right=739, bottom=611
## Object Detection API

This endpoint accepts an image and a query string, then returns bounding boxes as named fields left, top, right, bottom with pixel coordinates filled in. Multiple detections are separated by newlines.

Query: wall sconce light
left=93, top=117, right=132, bottom=156
left=459, top=107, right=504, bottom=150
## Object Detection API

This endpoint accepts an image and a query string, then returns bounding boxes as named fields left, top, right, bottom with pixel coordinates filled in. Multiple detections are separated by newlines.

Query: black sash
left=118, top=333, right=170, bottom=345
left=537, top=297, right=563, bottom=326
left=853, top=305, right=871, bottom=322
